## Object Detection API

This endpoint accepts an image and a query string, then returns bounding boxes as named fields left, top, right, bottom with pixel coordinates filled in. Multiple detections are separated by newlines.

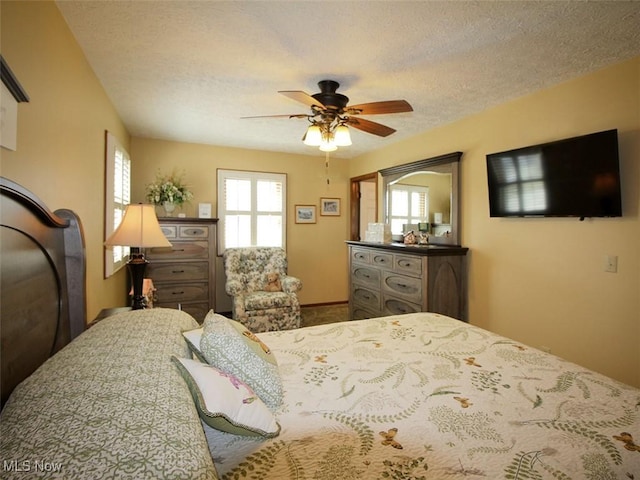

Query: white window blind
left=217, top=169, right=286, bottom=254
left=104, top=131, right=131, bottom=277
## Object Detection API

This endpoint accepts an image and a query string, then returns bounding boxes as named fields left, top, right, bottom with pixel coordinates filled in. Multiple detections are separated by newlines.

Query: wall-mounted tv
left=486, top=129, right=622, bottom=219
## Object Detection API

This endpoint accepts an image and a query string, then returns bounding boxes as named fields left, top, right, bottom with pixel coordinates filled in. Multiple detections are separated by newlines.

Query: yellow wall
left=350, top=57, right=640, bottom=387
left=0, top=0, right=131, bottom=320
left=2, top=1, right=638, bottom=388
left=130, top=138, right=350, bottom=308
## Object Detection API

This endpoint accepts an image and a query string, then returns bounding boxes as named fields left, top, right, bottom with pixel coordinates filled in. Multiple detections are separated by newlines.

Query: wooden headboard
left=0, top=177, right=86, bottom=407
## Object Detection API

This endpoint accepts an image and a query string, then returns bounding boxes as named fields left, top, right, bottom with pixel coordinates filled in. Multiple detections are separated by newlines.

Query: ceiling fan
left=244, top=80, right=413, bottom=151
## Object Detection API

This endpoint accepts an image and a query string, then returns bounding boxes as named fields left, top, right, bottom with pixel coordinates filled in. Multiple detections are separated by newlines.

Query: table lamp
left=105, top=203, right=171, bottom=309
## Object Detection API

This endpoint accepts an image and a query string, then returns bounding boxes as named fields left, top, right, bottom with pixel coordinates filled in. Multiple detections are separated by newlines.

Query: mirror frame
left=380, top=151, right=462, bottom=246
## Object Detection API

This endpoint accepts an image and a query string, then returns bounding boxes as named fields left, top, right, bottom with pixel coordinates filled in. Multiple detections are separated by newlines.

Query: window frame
left=104, top=131, right=131, bottom=278
left=217, top=169, right=287, bottom=255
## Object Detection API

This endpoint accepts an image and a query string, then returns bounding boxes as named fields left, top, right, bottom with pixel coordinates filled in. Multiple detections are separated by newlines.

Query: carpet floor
left=300, top=303, right=349, bottom=327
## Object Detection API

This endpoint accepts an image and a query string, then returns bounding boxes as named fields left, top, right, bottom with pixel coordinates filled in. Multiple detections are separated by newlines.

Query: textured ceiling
left=56, top=1, right=640, bottom=159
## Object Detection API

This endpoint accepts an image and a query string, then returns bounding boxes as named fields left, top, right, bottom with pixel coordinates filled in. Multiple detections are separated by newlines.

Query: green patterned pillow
left=200, top=312, right=283, bottom=409
left=182, top=327, right=208, bottom=363
left=172, top=356, right=280, bottom=437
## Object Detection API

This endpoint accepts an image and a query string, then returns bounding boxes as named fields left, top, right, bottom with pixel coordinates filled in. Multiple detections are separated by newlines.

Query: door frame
left=349, top=172, right=378, bottom=241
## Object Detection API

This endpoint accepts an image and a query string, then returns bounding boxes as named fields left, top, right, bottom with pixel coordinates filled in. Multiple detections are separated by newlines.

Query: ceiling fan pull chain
left=325, top=151, right=330, bottom=187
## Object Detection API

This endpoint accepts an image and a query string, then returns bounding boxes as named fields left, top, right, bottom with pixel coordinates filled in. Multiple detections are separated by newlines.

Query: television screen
left=486, top=129, right=622, bottom=219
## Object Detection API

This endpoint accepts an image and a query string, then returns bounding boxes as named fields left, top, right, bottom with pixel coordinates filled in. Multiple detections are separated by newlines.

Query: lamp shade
left=105, top=204, right=171, bottom=249
left=303, top=124, right=322, bottom=146
left=333, top=125, right=352, bottom=146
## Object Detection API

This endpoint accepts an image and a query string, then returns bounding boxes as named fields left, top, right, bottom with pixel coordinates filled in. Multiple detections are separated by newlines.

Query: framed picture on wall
left=295, top=205, right=316, bottom=224
left=320, top=197, right=340, bottom=216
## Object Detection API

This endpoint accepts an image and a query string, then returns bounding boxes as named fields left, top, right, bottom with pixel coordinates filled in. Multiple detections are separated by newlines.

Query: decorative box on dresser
left=145, top=218, right=217, bottom=323
left=347, top=241, right=469, bottom=322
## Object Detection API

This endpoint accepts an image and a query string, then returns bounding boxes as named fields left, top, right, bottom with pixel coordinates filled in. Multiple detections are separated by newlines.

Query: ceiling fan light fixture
left=319, top=136, right=337, bottom=152
left=303, top=124, right=322, bottom=146
left=333, top=124, right=352, bottom=146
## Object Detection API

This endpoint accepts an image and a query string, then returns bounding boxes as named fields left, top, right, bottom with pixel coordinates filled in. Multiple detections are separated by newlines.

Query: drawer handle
left=172, top=291, right=185, bottom=295
left=173, top=249, right=186, bottom=252
left=375, top=258, right=387, bottom=264
left=400, top=261, right=411, bottom=267
left=172, top=270, right=185, bottom=274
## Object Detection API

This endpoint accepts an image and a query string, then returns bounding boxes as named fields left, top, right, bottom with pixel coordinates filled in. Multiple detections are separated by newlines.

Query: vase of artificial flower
left=145, top=170, right=193, bottom=216
left=163, top=201, right=176, bottom=216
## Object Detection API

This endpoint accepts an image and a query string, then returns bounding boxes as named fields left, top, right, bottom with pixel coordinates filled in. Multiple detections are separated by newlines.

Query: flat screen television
left=486, top=129, right=622, bottom=219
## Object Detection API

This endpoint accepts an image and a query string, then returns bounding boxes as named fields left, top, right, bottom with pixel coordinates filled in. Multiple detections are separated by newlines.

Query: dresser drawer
left=351, top=304, right=380, bottom=321
left=146, top=262, right=208, bottom=282
left=154, top=283, right=209, bottom=303
left=382, top=272, right=422, bottom=302
left=394, top=254, right=423, bottom=275
left=146, top=241, right=209, bottom=261
left=383, top=296, right=422, bottom=316
left=351, top=247, right=370, bottom=264
left=178, top=225, right=209, bottom=239
left=160, top=225, right=178, bottom=239
left=371, top=251, right=393, bottom=270
left=351, top=285, right=381, bottom=311
left=352, top=265, right=380, bottom=289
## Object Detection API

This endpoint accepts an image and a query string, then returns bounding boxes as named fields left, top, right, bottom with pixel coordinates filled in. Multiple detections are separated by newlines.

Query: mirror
left=380, top=152, right=462, bottom=246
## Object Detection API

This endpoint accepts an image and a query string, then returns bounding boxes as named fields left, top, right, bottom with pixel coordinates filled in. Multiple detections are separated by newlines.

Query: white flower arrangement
left=145, top=170, right=193, bottom=206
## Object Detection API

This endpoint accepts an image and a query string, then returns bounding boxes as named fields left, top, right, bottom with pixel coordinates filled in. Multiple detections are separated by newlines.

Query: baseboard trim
left=216, top=301, right=348, bottom=317
left=301, top=301, right=348, bottom=308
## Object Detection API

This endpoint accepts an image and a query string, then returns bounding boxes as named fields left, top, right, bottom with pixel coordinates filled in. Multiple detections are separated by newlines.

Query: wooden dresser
left=347, top=241, right=468, bottom=322
left=145, top=218, right=217, bottom=322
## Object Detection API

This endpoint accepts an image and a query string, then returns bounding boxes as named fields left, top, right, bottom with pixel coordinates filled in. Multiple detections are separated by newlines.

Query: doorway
left=349, top=173, right=378, bottom=241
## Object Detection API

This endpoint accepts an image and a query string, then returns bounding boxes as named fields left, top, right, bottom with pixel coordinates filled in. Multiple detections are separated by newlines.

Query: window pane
left=225, top=179, right=251, bottom=211
left=390, top=218, right=406, bottom=235
left=257, top=180, right=282, bottom=212
left=391, top=190, right=408, bottom=216
left=410, top=191, right=423, bottom=217
left=225, top=215, right=251, bottom=247
left=257, top=215, right=283, bottom=246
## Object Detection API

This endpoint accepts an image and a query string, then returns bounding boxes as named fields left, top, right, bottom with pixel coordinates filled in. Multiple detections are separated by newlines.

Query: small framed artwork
left=320, top=197, right=341, bottom=216
left=295, top=205, right=316, bottom=224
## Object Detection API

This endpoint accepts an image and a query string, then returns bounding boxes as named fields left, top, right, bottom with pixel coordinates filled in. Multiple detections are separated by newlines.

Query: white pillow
left=172, top=356, right=280, bottom=437
left=182, top=327, right=207, bottom=363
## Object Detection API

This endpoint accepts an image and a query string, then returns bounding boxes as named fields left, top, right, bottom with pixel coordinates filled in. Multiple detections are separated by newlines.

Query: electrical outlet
left=604, top=255, right=618, bottom=273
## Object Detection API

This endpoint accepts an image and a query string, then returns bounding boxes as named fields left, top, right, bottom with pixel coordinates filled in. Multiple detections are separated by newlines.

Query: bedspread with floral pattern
left=207, top=312, right=640, bottom=479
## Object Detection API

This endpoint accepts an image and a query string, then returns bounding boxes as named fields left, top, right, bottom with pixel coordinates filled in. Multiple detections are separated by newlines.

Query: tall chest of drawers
left=347, top=241, right=468, bottom=322
left=145, top=218, right=217, bottom=322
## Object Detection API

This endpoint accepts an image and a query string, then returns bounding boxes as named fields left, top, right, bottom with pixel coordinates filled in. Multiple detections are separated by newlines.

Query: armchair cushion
left=244, top=291, right=292, bottom=311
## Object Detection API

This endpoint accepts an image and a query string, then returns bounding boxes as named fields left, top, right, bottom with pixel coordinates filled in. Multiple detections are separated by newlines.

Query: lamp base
left=127, top=253, right=149, bottom=310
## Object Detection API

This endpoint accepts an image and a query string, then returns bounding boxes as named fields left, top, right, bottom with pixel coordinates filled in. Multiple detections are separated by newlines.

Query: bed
left=1, top=177, right=639, bottom=479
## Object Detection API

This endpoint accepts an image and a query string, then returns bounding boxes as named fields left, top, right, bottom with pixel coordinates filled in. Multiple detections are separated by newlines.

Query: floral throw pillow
left=172, top=356, right=280, bottom=437
left=200, top=311, right=283, bottom=410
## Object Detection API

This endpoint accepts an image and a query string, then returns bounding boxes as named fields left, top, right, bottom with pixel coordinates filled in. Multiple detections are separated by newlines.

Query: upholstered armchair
left=223, top=247, right=302, bottom=333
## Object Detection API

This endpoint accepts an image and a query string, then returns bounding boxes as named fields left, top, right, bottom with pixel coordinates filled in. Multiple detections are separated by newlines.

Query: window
left=388, top=184, right=429, bottom=235
left=217, top=169, right=286, bottom=254
left=104, top=131, right=131, bottom=277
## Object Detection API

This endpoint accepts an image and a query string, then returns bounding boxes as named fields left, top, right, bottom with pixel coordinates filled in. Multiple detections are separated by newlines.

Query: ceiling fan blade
left=279, top=90, right=326, bottom=109
left=347, top=100, right=413, bottom=115
left=241, top=113, right=309, bottom=119
left=346, top=117, right=396, bottom=137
